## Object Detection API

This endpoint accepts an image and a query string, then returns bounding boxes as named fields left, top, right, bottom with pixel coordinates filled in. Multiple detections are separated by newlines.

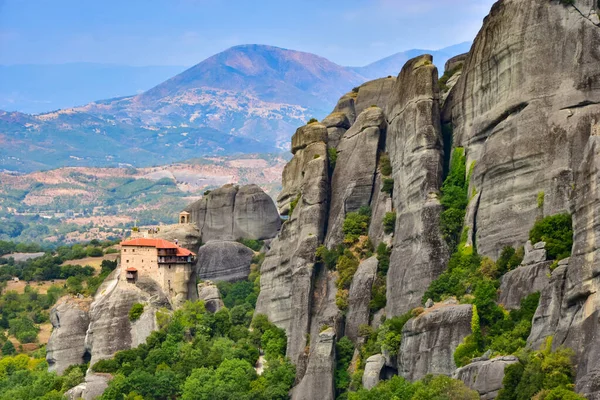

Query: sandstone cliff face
left=386, top=54, right=448, bottom=316
left=345, top=256, right=378, bottom=343
left=446, top=0, right=600, bottom=258
left=46, top=296, right=92, bottom=374
left=325, top=107, right=386, bottom=247
left=453, top=356, right=519, bottom=400
left=185, top=184, right=281, bottom=242
left=195, top=240, right=254, bottom=282
left=291, top=328, right=336, bottom=400
left=399, top=303, right=472, bottom=381
left=528, top=135, right=600, bottom=399
left=256, top=123, right=330, bottom=369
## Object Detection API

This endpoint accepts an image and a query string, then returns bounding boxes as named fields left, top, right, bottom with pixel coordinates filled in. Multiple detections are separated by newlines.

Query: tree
left=2, top=340, right=15, bottom=355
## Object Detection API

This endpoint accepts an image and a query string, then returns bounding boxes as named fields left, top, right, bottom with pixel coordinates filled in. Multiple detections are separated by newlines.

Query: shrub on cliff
left=128, top=303, right=144, bottom=322
left=529, top=213, right=573, bottom=260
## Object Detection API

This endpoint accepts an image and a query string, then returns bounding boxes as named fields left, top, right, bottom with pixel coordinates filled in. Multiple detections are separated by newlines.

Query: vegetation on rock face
left=128, top=303, right=145, bottom=322
left=308, top=118, right=319, bottom=124
left=439, top=147, right=469, bottom=252
left=369, top=243, right=390, bottom=313
left=335, top=336, right=355, bottom=396
left=438, top=64, right=463, bottom=93
left=342, top=207, right=371, bottom=245
left=349, top=374, right=479, bottom=400
left=328, top=148, right=338, bottom=171
left=497, top=338, right=585, bottom=400
left=381, top=179, right=394, bottom=196
left=238, top=239, right=264, bottom=252
left=382, top=212, right=396, bottom=235
left=379, top=153, right=392, bottom=177
left=288, top=194, right=301, bottom=217
left=529, top=213, right=573, bottom=261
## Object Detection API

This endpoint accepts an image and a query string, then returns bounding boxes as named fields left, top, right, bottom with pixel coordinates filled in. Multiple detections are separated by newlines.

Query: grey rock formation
left=354, top=77, right=396, bottom=117
left=325, top=107, right=386, bottom=247
left=332, top=92, right=357, bottom=125
left=197, top=281, right=224, bottom=312
left=81, top=372, right=111, bottom=400
left=64, top=383, right=85, bottom=400
left=444, top=53, right=468, bottom=74
left=84, top=268, right=158, bottom=367
left=527, top=264, right=568, bottom=351
left=46, top=296, right=92, bottom=374
left=367, top=171, right=394, bottom=247
left=184, top=184, right=281, bottom=243
left=498, top=260, right=552, bottom=310
left=292, top=123, right=328, bottom=155
left=522, top=241, right=547, bottom=265
left=386, top=54, right=448, bottom=316
left=292, top=328, right=336, bottom=400
left=453, top=356, right=519, bottom=400
left=256, top=123, right=330, bottom=370
left=446, top=0, right=600, bottom=258
left=362, top=354, right=386, bottom=390
left=345, top=256, right=378, bottom=342
left=234, top=184, right=283, bottom=240
left=196, top=240, right=254, bottom=282
left=399, top=304, right=473, bottom=381
left=150, top=223, right=201, bottom=253
left=322, top=112, right=351, bottom=149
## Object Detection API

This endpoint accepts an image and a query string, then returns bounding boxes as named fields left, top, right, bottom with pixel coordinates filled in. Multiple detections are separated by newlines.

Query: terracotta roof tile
left=120, top=238, right=178, bottom=248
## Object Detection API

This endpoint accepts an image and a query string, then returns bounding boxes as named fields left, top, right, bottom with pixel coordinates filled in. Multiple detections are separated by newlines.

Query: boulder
left=81, top=372, right=111, bottom=400
left=445, top=0, right=600, bottom=258
left=46, top=296, right=92, bottom=374
left=498, top=260, right=552, bottom=310
left=325, top=107, right=386, bottom=247
left=185, top=184, right=280, bottom=243
left=345, top=256, right=378, bottom=342
left=444, top=53, right=468, bottom=74
left=322, top=112, right=351, bottom=149
left=362, top=354, right=386, bottom=390
left=197, top=281, right=224, bottom=313
left=453, top=356, right=519, bottom=399
left=292, top=328, right=336, bottom=400
left=233, top=184, right=282, bottom=240
left=522, top=240, right=547, bottom=265
left=399, top=304, right=473, bottom=381
left=195, top=240, right=254, bottom=282
left=385, top=54, right=448, bottom=315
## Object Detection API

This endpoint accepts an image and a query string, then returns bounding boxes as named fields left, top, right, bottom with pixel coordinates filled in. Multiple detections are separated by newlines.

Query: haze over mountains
left=0, top=42, right=470, bottom=173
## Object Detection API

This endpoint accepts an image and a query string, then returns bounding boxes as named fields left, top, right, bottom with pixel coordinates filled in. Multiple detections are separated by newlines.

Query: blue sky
left=0, top=0, right=496, bottom=67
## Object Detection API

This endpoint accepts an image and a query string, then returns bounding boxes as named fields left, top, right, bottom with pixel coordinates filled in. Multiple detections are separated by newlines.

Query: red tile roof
left=126, top=267, right=137, bottom=272
left=176, top=247, right=195, bottom=256
left=120, top=237, right=196, bottom=256
left=120, top=238, right=178, bottom=249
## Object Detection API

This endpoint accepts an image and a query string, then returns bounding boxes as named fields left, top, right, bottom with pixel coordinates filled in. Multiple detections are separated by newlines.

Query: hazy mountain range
left=0, top=42, right=471, bottom=173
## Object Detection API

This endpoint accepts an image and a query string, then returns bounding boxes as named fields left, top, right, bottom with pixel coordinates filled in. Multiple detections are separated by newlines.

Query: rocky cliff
left=184, top=184, right=281, bottom=243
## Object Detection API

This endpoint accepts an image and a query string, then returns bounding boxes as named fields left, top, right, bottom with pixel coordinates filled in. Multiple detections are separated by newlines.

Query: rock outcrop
left=498, top=260, right=551, bottom=310
left=321, top=112, right=351, bottom=149
left=292, top=328, right=336, bottom=400
left=197, top=281, right=224, bottom=312
left=325, top=107, right=386, bottom=247
left=386, top=54, right=448, bottom=315
left=528, top=135, right=600, bottom=398
left=46, top=296, right=92, bottom=374
left=453, top=356, right=519, bottom=400
left=345, top=256, right=378, bottom=342
left=195, top=240, right=254, bottom=282
left=445, top=0, right=600, bottom=258
left=399, top=303, right=472, bottom=381
left=256, top=120, right=330, bottom=370
left=362, top=354, right=386, bottom=390
left=184, top=184, right=281, bottom=242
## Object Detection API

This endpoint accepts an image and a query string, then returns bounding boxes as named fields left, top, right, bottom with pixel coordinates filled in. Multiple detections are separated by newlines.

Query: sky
left=0, top=0, right=497, bottom=67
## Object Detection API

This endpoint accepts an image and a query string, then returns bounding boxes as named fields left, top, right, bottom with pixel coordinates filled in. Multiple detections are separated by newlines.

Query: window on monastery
left=123, top=249, right=126, bottom=252
left=132, top=249, right=135, bottom=252
left=126, top=259, right=129, bottom=263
